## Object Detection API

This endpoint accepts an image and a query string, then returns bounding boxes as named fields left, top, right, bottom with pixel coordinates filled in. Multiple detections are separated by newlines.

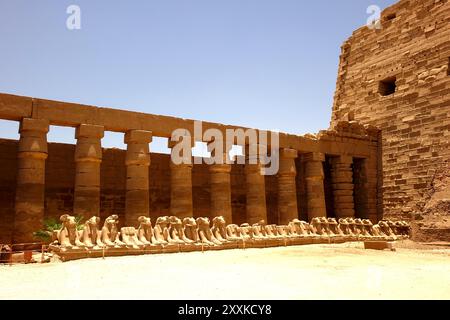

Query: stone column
left=124, top=130, right=152, bottom=227
left=13, top=118, right=49, bottom=243
left=330, top=155, right=355, bottom=219
left=169, top=137, right=193, bottom=218
left=74, top=124, right=104, bottom=218
left=209, top=152, right=232, bottom=224
left=245, top=144, right=267, bottom=224
left=303, top=152, right=327, bottom=221
left=278, top=148, right=298, bottom=225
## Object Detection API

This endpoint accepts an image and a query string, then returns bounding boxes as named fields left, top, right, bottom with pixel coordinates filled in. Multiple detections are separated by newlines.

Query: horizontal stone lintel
left=0, top=93, right=376, bottom=158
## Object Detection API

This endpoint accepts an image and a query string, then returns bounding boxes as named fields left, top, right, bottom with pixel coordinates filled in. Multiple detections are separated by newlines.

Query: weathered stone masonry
left=0, top=93, right=380, bottom=244
left=331, top=0, right=450, bottom=218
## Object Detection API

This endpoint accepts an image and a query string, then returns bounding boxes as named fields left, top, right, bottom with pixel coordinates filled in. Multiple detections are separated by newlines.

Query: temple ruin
left=1, top=0, right=448, bottom=249
left=331, top=0, right=450, bottom=227
left=0, top=92, right=380, bottom=245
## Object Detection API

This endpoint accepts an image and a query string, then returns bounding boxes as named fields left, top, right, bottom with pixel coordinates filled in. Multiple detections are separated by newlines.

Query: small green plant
left=33, top=215, right=85, bottom=242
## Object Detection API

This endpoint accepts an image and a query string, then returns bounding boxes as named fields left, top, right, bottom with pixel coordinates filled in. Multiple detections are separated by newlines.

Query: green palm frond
left=33, top=215, right=85, bottom=241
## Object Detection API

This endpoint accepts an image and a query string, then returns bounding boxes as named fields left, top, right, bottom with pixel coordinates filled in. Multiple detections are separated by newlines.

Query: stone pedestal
left=209, top=154, right=232, bottom=224
left=74, top=124, right=104, bottom=217
left=330, top=155, right=355, bottom=219
left=125, top=130, right=152, bottom=227
left=303, top=152, right=327, bottom=221
left=13, top=118, right=49, bottom=244
left=278, top=148, right=298, bottom=225
left=245, top=144, right=267, bottom=224
left=169, top=137, right=193, bottom=218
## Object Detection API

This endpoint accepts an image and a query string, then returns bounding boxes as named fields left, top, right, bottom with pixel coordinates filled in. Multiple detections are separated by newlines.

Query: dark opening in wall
left=295, top=157, right=308, bottom=222
left=385, top=13, right=396, bottom=21
left=378, top=77, right=397, bottom=96
left=323, top=156, right=335, bottom=218
left=447, top=57, right=450, bottom=75
left=353, top=158, right=369, bottom=219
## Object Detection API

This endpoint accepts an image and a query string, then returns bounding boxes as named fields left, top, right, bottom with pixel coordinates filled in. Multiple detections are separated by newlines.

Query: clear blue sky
left=0, top=0, right=396, bottom=153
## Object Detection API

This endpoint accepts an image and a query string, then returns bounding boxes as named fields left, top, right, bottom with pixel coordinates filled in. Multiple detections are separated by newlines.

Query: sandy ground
left=1, top=241, right=449, bottom=300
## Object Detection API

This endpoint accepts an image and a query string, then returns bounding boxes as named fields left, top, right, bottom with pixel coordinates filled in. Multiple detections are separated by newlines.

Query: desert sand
left=1, top=241, right=449, bottom=300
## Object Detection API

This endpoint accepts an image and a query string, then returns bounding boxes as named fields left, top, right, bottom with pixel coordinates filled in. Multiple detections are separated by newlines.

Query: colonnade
left=12, top=118, right=363, bottom=243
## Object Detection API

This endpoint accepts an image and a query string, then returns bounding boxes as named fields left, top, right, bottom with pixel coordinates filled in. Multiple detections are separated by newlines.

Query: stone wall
left=331, top=0, right=450, bottom=218
left=0, top=139, right=17, bottom=244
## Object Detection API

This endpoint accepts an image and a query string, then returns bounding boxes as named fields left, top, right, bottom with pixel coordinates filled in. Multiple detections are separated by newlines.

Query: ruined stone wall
left=331, top=0, right=450, bottom=218
left=0, top=140, right=17, bottom=244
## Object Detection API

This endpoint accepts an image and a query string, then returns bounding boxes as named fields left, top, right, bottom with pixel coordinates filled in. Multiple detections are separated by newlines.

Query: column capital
left=206, top=139, right=233, bottom=154
left=209, top=163, right=232, bottom=174
left=75, top=125, right=103, bottom=163
left=280, top=148, right=298, bottom=159
left=244, top=143, right=267, bottom=164
left=125, top=147, right=150, bottom=166
left=244, top=142, right=267, bottom=149
left=75, top=124, right=104, bottom=139
left=170, top=161, right=193, bottom=169
left=303, top=152, right=325, bottom=162
left=168, top=135, right=195, bottom=148
left=330, top=155, right=353, bottom=165
left=245, top=162, right=265, bottom=174
left=18, top=118, right=49, bottom=155
left=19, top=118, right=49, bottom=134
left=125, top=130, right=152, bottom=144
left=207, top=150, right=232, bottom=164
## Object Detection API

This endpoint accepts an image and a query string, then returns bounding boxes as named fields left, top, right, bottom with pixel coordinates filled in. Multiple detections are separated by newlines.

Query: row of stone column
left=12, top=118, right=359, bottom=243
left=12, top=120, right=154, bottom=243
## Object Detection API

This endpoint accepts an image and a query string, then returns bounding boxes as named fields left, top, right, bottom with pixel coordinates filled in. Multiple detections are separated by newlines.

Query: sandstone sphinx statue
left=153, top=216, right=171, bottom=245
left=346, top=218, right=362, bottom=239
left=265, top=224, right=286, bottom=240
left=253, top=220, right=280, bottom=247
left=239, top=223, right=255, bottom=241
left=169, top=216, right=195, bottom=245
left=211, top=216, right=240, bottom=249
left=353, top=218, right=367, bottom=238
left=338, top=218, right=357, bottom=241
left=239, top=222, right=269, bottom=248
left=45, top=212, right=410, bottom=262
left=183, top=217, right=200, bottom=243
left=326, top=218, right=346, bottom=243
left=397, top=221, right=411, bottom=238
left=288, top=219, right=305, bottom=236
left=121, top=226, right=145, bottom=250
left=377, top=220, right=397, bottom=240
left=196, top=217, right=222, bottom=246
left=251, top=220, right=268, bottom=239
left=100, top=215, right=126, bottom=248
left=250, top=220, right=273, bottom=247
left=52, top=214, right=84, bottom=250
left=137, top=216, right=157, bottom=245
left=310, top=217, right=332, bottom=240
left=327, top=218, right=344, bottom=236
left=275, top=225, right=296, bottom=246
left=361, top=219, right=384, bottom=240
left=225, top=223, right=243, bottom=242
left=78, top=216, right=104, bottom=249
